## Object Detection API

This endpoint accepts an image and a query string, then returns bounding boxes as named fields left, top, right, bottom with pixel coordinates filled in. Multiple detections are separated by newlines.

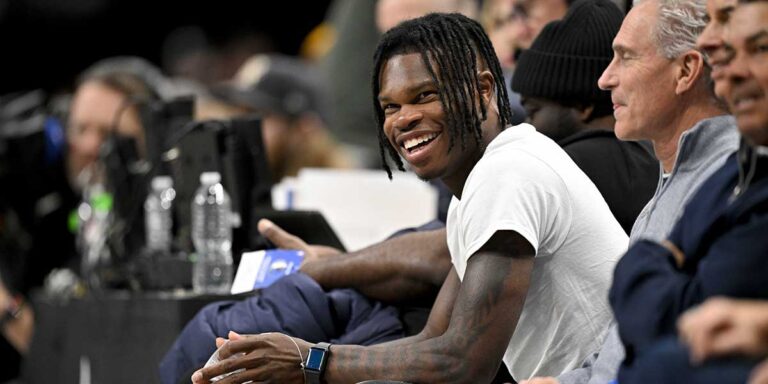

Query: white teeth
left=736, top=97, right=757, bottom=108
left=403, top=133, right=437, bottom=150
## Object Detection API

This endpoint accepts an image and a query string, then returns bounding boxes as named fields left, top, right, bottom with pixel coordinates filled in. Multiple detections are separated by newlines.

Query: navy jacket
left=609, top=148, right=768, bottom=379
left=159, top=273, right=404, bottom=384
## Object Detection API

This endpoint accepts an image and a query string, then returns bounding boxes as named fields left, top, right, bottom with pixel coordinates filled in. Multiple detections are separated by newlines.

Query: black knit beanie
left=511, top=0, right=623, bottom=105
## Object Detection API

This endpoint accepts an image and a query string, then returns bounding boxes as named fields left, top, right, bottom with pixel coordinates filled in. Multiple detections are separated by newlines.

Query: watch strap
left=304, top=342, right=331, bottom=384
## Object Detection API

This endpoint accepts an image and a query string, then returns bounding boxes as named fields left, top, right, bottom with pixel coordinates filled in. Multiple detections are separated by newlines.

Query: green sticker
left=68, top=210, right=79, bottom=234
left=92, top=193, right=113, bottom=212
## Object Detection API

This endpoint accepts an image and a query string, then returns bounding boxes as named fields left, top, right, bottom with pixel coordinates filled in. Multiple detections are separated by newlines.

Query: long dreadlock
left=371, top=12, right=514, bottom=178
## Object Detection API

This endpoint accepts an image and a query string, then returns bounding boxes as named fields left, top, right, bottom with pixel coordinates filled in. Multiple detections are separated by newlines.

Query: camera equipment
left=0, top=90, right=74, bottom=293
left=87, top=94, right=273, bottom=290
left=89, top=96, right=197, bottom=289
left=170, top=116, right=273, bottom=261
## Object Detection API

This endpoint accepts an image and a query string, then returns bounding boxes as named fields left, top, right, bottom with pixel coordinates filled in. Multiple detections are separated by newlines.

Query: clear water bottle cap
left=200, top=172, right=221, bottom=185
left=151, top=176, right=174, bottom=190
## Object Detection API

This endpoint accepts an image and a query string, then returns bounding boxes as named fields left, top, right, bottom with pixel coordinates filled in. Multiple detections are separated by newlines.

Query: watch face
left=306, top=348, right=326, bottom=371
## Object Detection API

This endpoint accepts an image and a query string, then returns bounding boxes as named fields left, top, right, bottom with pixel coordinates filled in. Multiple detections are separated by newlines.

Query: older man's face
left=722, top=2, right=768, bottom=145
left=597, top=0, right=679, bottom=141
left=697, top=0, right=737, bottom=98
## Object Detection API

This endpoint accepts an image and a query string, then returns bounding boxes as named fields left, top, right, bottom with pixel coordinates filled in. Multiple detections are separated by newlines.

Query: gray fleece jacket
left=557, top=115, right=740, bottom=384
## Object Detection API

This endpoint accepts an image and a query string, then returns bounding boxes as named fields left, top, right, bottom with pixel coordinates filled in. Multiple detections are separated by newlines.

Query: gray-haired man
left=523, top=0, right=739, bottom=382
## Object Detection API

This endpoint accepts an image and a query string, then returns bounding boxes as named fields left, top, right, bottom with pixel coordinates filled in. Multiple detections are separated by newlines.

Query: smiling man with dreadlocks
left=193, top=13, right=627, bottom=384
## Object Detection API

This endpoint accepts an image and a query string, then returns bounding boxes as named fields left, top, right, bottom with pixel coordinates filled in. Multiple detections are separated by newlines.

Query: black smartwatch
left=303, top=342, right=331, bottom=384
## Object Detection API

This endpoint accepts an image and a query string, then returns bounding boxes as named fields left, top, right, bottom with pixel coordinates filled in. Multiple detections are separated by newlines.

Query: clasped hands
left=192, top=331, right=312, bottom=384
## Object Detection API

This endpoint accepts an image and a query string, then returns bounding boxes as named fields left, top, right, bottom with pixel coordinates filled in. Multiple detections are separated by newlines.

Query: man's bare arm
left=259, top=219, right=451, bottom=303
left=370, top=266, right=462, bottom=348
left=322, top=230, right=535, bottom=383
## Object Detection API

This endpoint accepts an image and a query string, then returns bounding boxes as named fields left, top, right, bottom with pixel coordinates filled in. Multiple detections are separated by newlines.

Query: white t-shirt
left=446, top=124, right=628, bottom=380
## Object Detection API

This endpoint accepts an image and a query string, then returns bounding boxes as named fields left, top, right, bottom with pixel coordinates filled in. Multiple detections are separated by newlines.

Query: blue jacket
left=609, top=146, right=768, bottom=380
left=158, top=273, right=404, bottom=384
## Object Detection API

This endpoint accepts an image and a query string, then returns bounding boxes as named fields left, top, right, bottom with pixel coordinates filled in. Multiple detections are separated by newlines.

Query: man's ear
left=477, top=70, right=495, bottom=107
left=675, top=50, right=705, bottom=95
left=576, top=104, right=596, bottom=123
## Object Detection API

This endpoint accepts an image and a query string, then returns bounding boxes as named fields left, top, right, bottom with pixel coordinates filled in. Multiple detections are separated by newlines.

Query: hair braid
left=461, top=16, right=515, bottom=128
left=443, top=16, right=483, bottom=146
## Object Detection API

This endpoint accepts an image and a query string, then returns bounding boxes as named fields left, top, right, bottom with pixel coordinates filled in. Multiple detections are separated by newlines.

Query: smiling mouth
left=730, top=81, right=764, bottom=112
left=402, top=132, right=439, bottom=154
left=734, top=94, right=762, bottom=110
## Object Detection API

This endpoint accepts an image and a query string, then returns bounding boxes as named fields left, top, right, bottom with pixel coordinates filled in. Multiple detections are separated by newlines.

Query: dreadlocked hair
left=371, top=12, right=514, bottom=178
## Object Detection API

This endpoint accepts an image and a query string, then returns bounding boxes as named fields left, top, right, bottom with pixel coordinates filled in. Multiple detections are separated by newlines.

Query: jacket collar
left=671, top=115, right=739, bottom=174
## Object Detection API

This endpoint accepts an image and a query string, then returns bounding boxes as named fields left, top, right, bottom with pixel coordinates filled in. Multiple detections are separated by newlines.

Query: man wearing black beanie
left=511, top=0, right=658, bottom=234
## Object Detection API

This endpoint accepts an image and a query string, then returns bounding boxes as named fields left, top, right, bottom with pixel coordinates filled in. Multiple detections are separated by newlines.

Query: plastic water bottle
left=191, top=172, right=233, bottom=294
left=145, top=176, right=175, bottom=253
left=77, top=164, right=114, bottom=289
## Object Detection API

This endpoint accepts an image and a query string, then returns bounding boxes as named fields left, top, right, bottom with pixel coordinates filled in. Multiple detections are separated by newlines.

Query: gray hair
left=633, top=0, right=725, bottom=106
left=633, top=0, right=707, bottom=59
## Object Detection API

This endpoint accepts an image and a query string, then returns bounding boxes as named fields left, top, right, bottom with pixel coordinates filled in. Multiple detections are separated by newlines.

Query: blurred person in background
left=66, top=57, right=161, bottom=192
left=0, top=56, right=163, bottom=382
left=481, top=0, right=520, bottom=70
left=40, top=56, right=163, bottom=288
left=209, top=53, right=352, bottom=183
left=479, top=0, right=528, bottom=124
left=66, top=58, right=168, bottom=287
left=509, top=0, right=572, bottom=58
left=481, top=0, right=580, bottom=127
left=499, top=0, right=574, bottom=130
left=374, top=0, right=478, bottom=32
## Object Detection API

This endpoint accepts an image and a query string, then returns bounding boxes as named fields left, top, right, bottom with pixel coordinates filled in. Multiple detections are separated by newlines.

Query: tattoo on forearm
left=328, top=255, right=521, bottom=383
